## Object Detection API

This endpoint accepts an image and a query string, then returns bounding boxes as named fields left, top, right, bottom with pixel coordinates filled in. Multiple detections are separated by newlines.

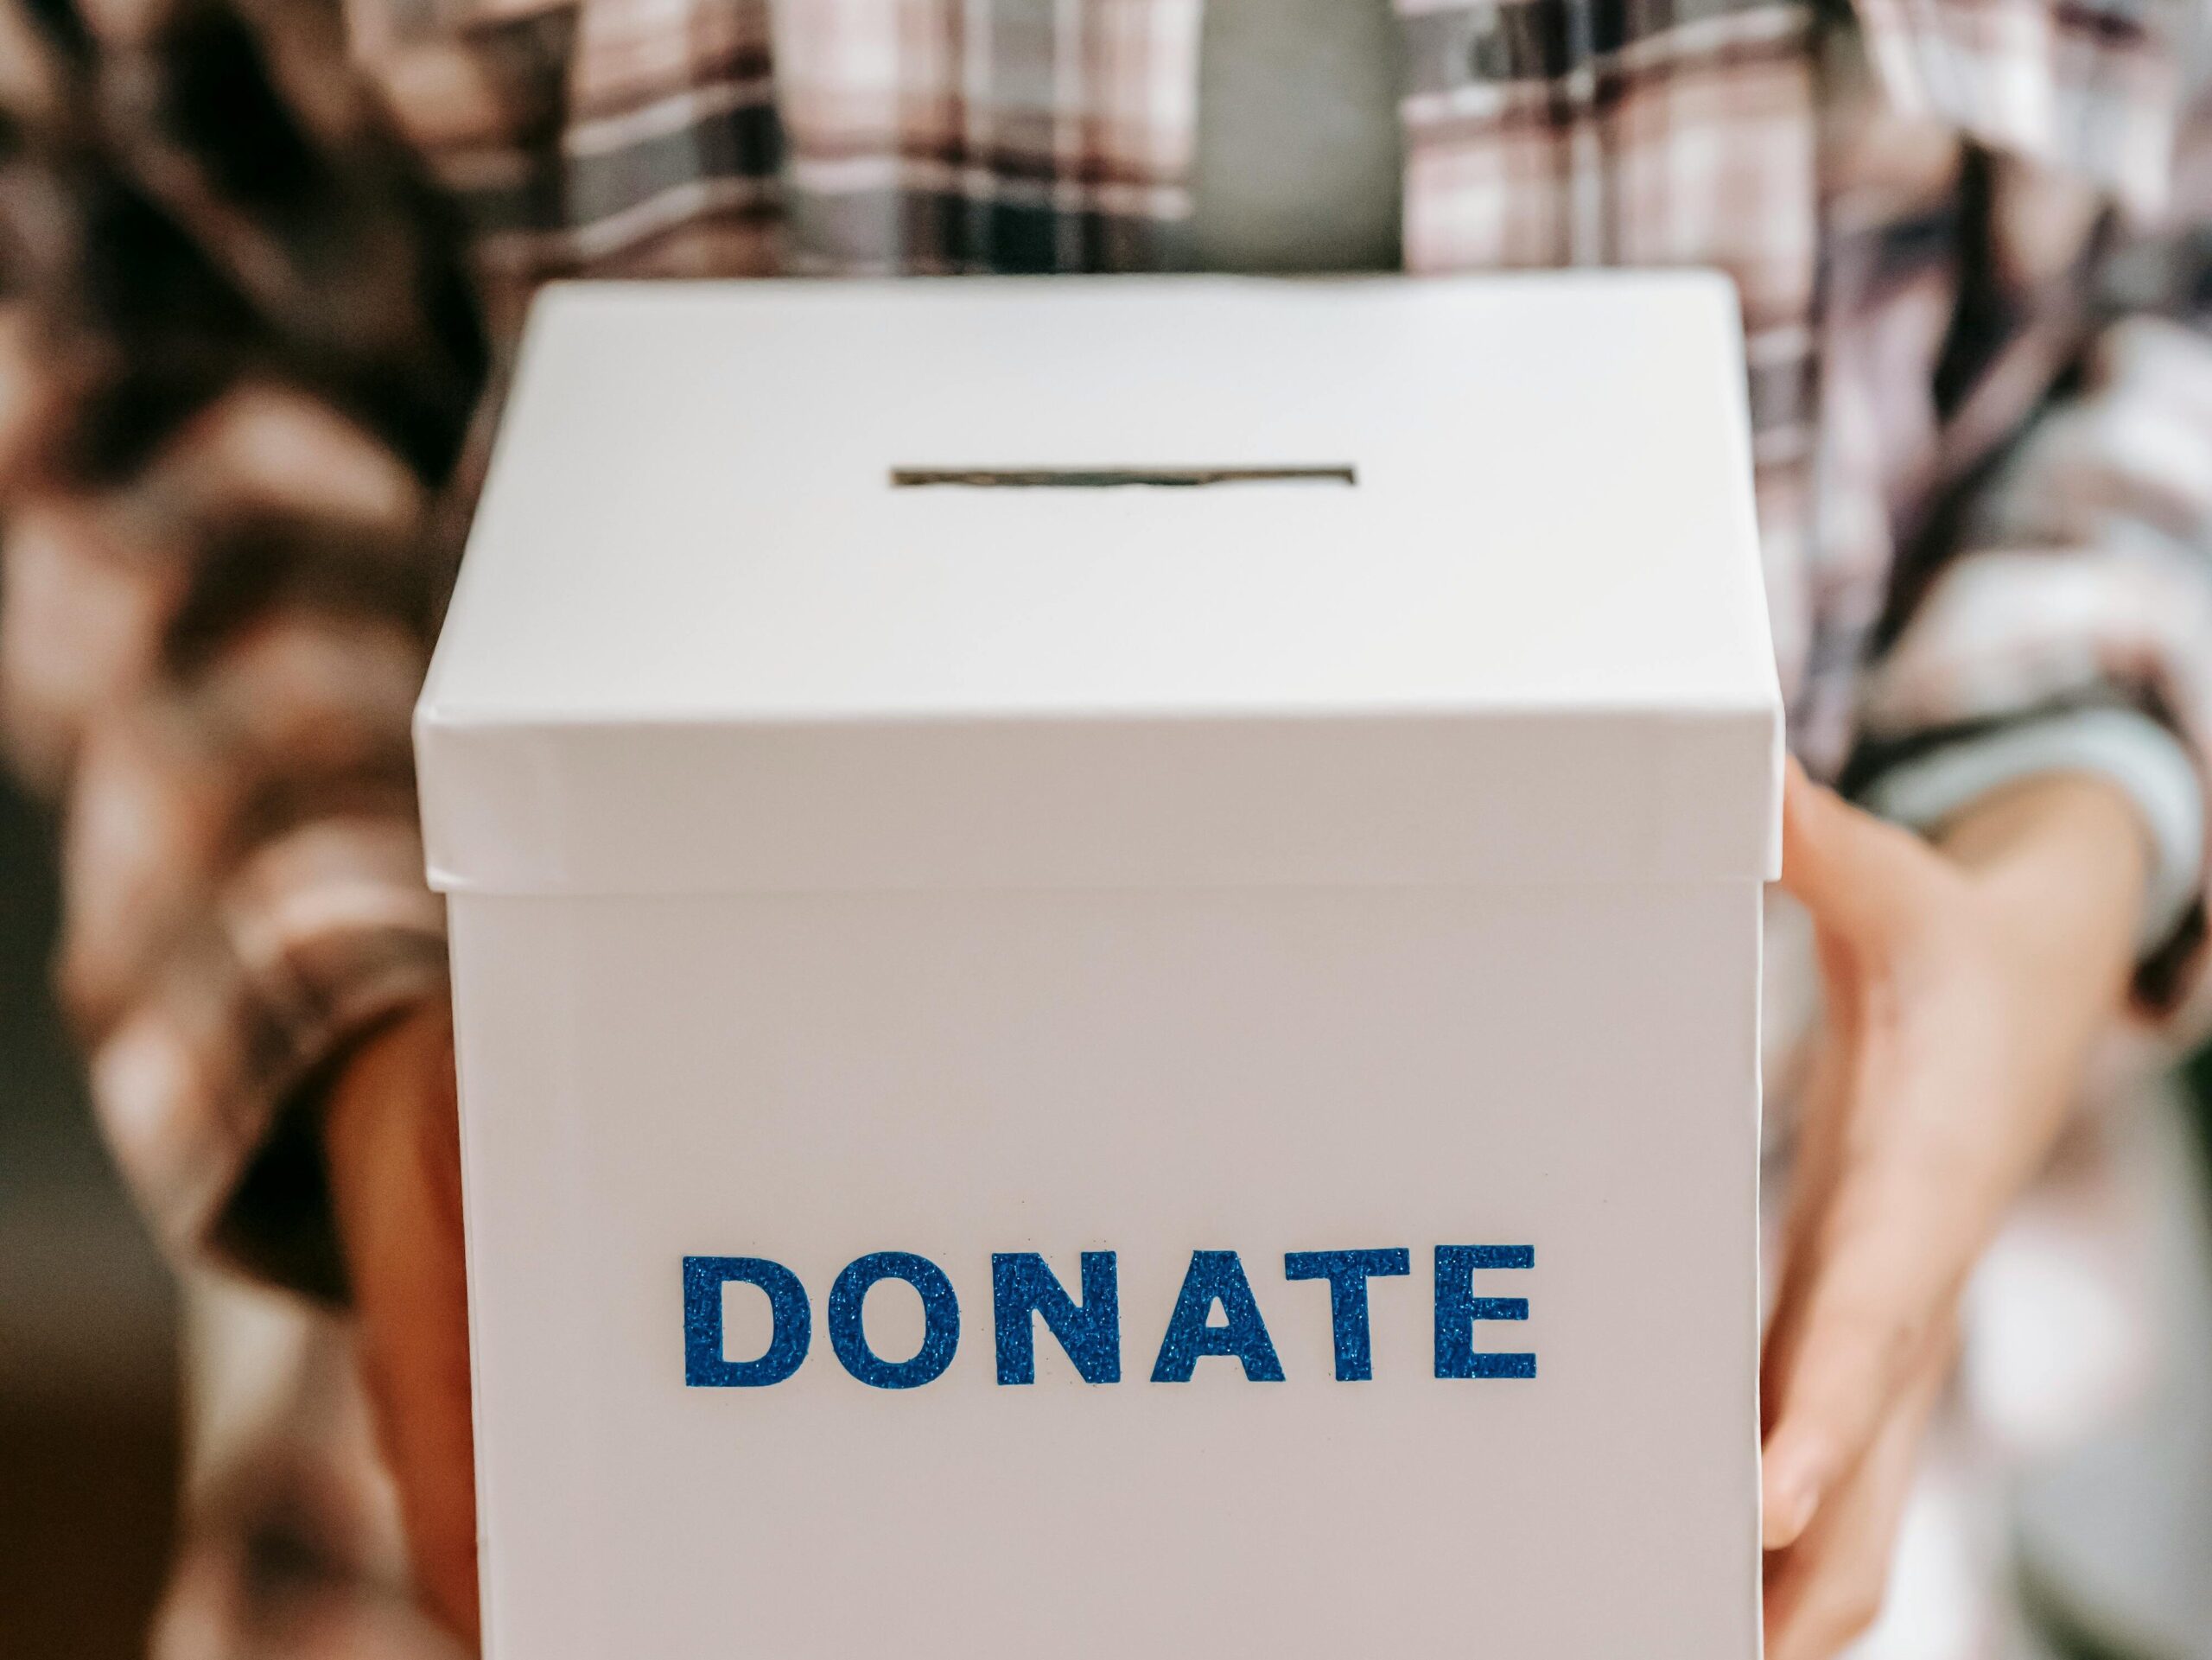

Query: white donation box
left=416, top=275, right=1780, bottom=1657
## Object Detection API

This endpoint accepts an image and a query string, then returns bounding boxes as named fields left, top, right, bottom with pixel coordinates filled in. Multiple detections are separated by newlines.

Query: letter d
left=685, top=1256, right=811, bottom=1386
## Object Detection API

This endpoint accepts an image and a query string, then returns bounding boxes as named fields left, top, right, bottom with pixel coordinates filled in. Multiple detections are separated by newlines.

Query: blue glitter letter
left=1433, top=1244, right=1535, bottom=1380
left=993, top=1251, right=1122, bottom=1385
left=683, top=1256, right=810, bottom=1387
left=1151, top=1250, right=1286, bottom=1383
left=828, top=1251, right=961, bottom=1389
left=1284, top=1248, right=1410, bottom=1381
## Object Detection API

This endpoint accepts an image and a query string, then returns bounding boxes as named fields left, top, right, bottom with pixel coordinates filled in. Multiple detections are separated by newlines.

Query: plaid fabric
left=1, top=0, right=2209, bottom=1649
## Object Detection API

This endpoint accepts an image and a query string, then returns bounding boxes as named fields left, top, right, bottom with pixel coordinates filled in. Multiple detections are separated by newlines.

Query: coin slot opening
left=890, top=466, right=1356, bottom=488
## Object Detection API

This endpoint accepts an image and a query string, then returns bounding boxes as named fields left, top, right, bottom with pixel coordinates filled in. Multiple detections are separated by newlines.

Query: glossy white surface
left=419, top=277, right=1779, bottom=895
left=423, top=276, right=1777, bottom=1657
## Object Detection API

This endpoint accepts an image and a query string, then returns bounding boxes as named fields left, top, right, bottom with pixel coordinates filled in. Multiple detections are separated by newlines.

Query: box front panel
left=449, top=883, right=1760, bottom=1657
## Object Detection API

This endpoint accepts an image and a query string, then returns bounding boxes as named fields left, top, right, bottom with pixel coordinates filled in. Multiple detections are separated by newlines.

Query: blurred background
left=3, top=773, right=179, bottom=1657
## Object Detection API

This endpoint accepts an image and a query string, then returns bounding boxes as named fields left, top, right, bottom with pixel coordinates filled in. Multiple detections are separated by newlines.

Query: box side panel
left=451, top=883, right=1762, bottom=1658
left=418, top=705, right=1780, bottom=895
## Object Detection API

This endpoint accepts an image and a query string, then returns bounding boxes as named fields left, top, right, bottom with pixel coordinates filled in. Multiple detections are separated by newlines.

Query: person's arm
left=0, top=0, right=484, bottom=1304
left=1760, top=148, right=2212, bottom=1658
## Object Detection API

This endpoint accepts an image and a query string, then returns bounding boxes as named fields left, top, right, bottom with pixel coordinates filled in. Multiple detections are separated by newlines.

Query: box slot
left=889, top=465, right=1357, bottom=488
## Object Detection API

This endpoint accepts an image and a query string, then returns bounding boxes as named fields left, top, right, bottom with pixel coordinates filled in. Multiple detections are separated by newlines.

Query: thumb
left=1777, top=757, right=1929, bottom=939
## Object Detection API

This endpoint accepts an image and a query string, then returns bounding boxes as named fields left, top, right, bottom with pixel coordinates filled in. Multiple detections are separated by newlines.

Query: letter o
left=828, top=1251, right=961, bottom=1389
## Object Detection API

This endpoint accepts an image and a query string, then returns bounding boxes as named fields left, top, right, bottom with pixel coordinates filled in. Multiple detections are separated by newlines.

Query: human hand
left=1760, top=759, right=2148, bottom=1658
left=323, top=1001, right=480, bottom=1650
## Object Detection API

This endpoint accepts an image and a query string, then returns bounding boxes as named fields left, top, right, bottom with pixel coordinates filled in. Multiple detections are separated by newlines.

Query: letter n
left=993, top=1251, right=1121, bottom=1384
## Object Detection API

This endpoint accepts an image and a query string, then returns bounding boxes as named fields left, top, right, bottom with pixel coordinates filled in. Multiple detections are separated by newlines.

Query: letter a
left=1152, top=1250, right=1285, bottom=1383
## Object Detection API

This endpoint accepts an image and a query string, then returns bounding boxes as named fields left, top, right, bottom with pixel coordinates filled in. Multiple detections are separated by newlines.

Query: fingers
left=1761, top=988, right=2000, bottom=1549
left=1760, top=1216, right=1940, bottom=1545
left=325, top=1002, right=481, bottom=1650
left=1765, top=764, right=1983, bottom=1547
left=1765, top=1326, right=1953, bottom=1660
left=1761, top=1053, right=1990, bottom=1549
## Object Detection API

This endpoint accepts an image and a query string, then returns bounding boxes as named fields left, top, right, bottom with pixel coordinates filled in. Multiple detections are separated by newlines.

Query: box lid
left=417, top=276, right=1782, bottom=895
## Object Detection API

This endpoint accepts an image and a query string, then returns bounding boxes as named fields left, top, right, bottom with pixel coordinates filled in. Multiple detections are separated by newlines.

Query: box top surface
left=429, top=275, right=1772, bottom=724
left=420, top=277, right=1781, bottom=894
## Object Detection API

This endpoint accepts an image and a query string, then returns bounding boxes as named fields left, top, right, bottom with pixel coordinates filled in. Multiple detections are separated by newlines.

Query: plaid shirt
left=3, top=0, right=2211, bottom=1650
